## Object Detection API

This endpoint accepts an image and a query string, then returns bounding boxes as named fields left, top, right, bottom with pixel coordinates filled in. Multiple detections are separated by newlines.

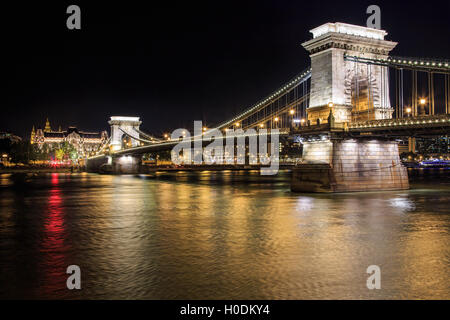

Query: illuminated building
left=31, top=118, right=108, bottom=156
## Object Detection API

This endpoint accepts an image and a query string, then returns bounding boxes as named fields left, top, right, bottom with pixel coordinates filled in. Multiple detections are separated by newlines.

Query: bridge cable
left=118, top=128, right=157, bottom=145
left=213, top=67, right=311, bottom=130
left=95, top=137, right=111, bottom=155
left=134, top=128, right=163, bottom=142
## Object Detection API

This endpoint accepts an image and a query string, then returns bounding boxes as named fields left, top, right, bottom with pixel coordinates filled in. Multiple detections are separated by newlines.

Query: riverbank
left=0, top=167, right=73, bottom=174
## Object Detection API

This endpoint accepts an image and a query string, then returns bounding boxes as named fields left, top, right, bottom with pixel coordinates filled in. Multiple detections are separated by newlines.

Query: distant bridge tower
left=302, top=22, right=397, bottom=123
left=108, top=116, right=142, bottom=151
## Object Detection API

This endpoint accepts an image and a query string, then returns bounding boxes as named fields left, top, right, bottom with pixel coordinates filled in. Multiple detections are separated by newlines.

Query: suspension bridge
left=86, top=22, right=450, bottom=192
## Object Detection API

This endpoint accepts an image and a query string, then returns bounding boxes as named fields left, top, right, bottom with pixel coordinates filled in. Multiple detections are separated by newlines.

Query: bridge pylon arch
left=302, top=22, right=397, bottom=124
left=108, top=116, right=142, bottom=151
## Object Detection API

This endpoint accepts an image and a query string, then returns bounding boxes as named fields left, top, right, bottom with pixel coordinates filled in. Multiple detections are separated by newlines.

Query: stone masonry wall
left=310, top=50, right=333, bottom=108
left=293, top=139, right=409, bottom=192
left=331, top=140, right=409, bottom=192
left=302, top=140, right=333, bottom=163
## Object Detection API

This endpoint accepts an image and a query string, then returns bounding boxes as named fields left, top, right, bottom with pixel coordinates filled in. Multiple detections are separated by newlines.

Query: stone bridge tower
left=292, top=22, right=409, bottom=193
left=108, top=116, right=142, bottom=151
left=301, top=22, right=397, bottom=124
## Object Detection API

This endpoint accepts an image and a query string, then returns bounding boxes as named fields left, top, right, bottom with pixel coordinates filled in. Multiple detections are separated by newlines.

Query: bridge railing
left=344, top=55, right=450, bottom=73
left=349, top=114, right=450, bottom=129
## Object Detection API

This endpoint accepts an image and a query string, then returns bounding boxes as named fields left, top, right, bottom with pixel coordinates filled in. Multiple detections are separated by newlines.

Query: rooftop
left=310, top=22, right=387, bottom=40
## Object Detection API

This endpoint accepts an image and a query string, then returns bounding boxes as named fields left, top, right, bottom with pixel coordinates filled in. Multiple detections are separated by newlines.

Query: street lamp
left=419, top=98, right=427, bottom=115
left=289, top=109, right=295, bottom=115
left=273, top=117, right=279, bottom=129
left=235, top=122, right=240, bottom=128
left=405, top=107, right=412, bottom=117
left=328, top=102, right=334, bottom=108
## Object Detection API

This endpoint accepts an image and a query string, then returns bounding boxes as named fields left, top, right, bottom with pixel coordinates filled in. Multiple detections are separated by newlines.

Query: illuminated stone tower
left=108, top=116, right=142, bottom=151
left=30, top=126, right=35, bottom=144
left=292, top=22, right=408, bottom=193
left=301, top=22, right=397, bottom=124
left=44, top=118, right=52, bottom=132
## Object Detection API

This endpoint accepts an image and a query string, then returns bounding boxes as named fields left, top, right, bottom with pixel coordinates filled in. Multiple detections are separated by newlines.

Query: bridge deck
left=293, top=114, right=450, bottom=138
left=87, top=114, right=450, bottom=160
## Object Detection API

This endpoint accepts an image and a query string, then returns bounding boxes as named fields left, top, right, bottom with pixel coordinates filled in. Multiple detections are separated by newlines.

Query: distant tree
left=55, top=148, right=65, bottom=161
left=9, top=141, right=30, bottom=163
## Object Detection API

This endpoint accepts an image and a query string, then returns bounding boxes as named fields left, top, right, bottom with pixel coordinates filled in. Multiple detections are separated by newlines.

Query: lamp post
left=274, top=116, right=279, bottom=129
left=405, top=107, right=412, bottom=118
left=289, top=109, right=295, bottom=129
left=419, top=98, right=427, bottom=115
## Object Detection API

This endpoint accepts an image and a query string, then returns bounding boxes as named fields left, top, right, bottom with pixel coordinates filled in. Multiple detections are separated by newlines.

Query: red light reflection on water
left=51, top=173, right=59, bottom=186
left=46, top=189, right=64, bottom=233
left=40, top=173, right=70, bottom=298
left=46, top=174, right=64, bottom=234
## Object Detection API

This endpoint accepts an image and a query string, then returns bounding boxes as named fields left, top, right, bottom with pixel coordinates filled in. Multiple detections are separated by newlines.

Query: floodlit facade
left=31, top=118, right=108, bottom=156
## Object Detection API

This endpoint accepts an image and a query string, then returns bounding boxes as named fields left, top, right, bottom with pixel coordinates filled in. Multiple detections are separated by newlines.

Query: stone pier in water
left=291, top=138, right=409, bottom=192
left=291, top=22, right=409, bottom=193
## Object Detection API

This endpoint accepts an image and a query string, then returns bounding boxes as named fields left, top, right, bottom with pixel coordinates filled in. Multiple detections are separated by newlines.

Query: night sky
left=3, top=0, right=450, bottom=138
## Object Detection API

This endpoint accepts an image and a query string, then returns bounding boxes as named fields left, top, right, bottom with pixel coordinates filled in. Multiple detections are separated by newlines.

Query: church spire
left=44, top=118, right=52, bottom=132
left=30, top=125, right=35, bottom=144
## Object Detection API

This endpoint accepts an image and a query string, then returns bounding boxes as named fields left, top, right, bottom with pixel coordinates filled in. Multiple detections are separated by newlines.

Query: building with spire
left=30, top=126, right=35, bottom=144
left=31, top=118, right=109, bottom=157
left=44, top=118, right=52, bottom=132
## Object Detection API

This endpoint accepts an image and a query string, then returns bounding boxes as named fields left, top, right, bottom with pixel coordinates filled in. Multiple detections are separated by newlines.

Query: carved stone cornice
left=108, top=120, right=142, bottom=126
left=302, top=32, right=397, bottom=56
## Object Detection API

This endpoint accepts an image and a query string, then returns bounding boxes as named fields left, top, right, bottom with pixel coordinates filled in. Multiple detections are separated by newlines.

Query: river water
left=0, top=169, right=449, bottom=299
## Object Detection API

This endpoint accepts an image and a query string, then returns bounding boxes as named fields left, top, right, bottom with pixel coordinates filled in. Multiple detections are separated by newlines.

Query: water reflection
left=389, top=197, right=416, bottom=212
left=40, top=174, right=68, bottom=297
left=0, top=170, right=448, bottom=299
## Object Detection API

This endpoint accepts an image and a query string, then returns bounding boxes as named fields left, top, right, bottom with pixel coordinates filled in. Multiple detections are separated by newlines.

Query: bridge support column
left=86, top=154, right=142, bottom=174
left=86, top=155, right=109, bottom=173
left=291, top=138, right=409, bottom=192
left=112, top=154, right=142, bottom=174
